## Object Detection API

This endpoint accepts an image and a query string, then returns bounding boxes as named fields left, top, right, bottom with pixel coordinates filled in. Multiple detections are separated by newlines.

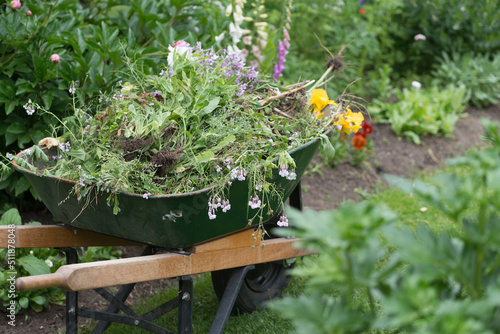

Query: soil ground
left=2, top=104, right=500, bottom=333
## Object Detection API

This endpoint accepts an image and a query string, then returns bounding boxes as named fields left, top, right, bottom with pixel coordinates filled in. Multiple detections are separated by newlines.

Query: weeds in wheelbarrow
left=4, top=42, right=364, bottom=227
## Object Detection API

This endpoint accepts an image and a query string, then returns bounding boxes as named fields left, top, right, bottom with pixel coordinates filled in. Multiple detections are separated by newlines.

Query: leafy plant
left=369, top=84, right=467, bottom=144
left=433, top=52, right=500, bottom=108
left=272, top=119, right=500, bottom=333
left=389, top=0, right=500, bottom=75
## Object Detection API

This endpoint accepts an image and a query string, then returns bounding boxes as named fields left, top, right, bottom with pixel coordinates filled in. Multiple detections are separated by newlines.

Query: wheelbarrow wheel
left=211, top=216, right=295, bottom=314
left=211, top=259, right=294, bottom=314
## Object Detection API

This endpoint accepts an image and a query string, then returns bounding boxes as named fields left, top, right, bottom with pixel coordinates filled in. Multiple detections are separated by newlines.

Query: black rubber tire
left=211, top=259, right=294, bottom=314
left=211, top=215, right=295, bottom=314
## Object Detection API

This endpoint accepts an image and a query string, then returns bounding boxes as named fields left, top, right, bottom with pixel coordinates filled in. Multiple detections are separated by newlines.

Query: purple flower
left=277, top=216, right=289, bottom=227
left=230, top=166, right=247, bottom=181
left=79, top=178, right=85, bottom=186
left=273, top=41, right=289, bottom=81
left=222, top=199, right=231, bottom=213
left=236, top=83, right=247, bottom=97
left=208, top=207, right=217, bottom=220
left=248, top=195, right=262, bottom=209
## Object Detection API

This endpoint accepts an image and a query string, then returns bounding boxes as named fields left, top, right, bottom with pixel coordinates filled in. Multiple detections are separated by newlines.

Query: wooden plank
left=15, top=238, right=316, bottom=292
left=0, top=225, right=143, bottom=248
left=186, top=229, right=262, bottom=254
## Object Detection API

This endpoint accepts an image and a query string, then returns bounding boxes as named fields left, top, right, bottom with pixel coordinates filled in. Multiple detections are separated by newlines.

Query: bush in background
left=0, top=0, right=226, bottom=210
left=433, top=52, right=500, bottom=108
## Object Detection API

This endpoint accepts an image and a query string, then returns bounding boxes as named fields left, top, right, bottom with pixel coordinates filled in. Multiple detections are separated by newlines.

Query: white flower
left=255, top=183, right=263, bottom=191
left=142, top=193, right=151, bottom=199
left=208, top=208, right=217, bottom=220
left=277, top=216, right=289, bottom=227
left=69, top=84, right=76, bottom=95
left=233, top=5, right=244, bottom=25
left=414, top=34, right=427, bottom=41
left=279, top=165, right=289, bottom=178
left=167, top=40, right=193, bottom=67
left=215, top=32, right=225, bottom=43
left=229, top=22, right=242, bottom=44
left=286, top=170, right=297, bottom=180
left=411, top=81, right=422, bottom=89
left=225, top=4, right=232, bottom=16
left=45, top=259, right=53, bottom=268
left=248, top=195, right=261, bottom=209
left=227, top=44, right=241, bottom=56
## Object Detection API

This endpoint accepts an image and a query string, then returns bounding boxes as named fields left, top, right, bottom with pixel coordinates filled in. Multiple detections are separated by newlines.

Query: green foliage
left=433, top=52, right=500, bottom=108
left=389, top=0, right=500, bottom=75
left=0, top=208, right=121, bottom=313
left=369, top=84, right=467, bottom=144
left=0, top=0, right=227, bottom=207
left=272, top=120, right=500, bottom=333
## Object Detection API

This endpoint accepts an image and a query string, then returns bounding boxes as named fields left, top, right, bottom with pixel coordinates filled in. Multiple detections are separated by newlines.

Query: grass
left=84, top=271, right=304, bottom=334
left=79, top=164, right=475, bottom=334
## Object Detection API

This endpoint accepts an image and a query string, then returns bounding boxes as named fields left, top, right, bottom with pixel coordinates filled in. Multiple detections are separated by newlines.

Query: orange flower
left=352, top=133, right=366, bottom=150
left=359, top=8, right=366, bottom=15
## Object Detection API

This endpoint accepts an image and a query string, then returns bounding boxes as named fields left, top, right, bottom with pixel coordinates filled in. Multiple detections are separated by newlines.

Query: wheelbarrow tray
left=13, top=138, right=320, bottom=249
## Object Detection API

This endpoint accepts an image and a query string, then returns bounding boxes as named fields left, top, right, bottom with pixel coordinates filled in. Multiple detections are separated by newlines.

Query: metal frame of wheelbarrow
left=1, top=184, right=314, bottom=334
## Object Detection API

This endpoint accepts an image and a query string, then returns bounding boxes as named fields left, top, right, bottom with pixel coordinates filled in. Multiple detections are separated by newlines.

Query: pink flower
left=414, top=34, right=427, bottom=41
left=10, top=0, right=21, bottom=11
left=50, top=54, right=60, bottom=63
left=26, top=10, right=32, bottom=16
left=173, top=40, right=190, bottom=48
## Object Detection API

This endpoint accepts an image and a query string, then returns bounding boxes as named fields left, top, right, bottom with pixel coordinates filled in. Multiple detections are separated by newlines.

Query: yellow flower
left=334, top=108, right=364, bottom=134
left=309, top=89, right=337, bottom=118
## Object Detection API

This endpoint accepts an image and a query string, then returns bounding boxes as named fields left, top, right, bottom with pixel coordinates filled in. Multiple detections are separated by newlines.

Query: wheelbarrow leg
left=178, top=276, right=193, bottom=334
left=61, top=247, right=79, bottom=334
left=208, top=265, right=255, bottom=334
left=91, top=246, right=156, bottom=334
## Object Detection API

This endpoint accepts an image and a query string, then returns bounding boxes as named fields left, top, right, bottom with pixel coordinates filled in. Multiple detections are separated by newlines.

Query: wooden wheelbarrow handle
left=16, top=238, right=316, bottom=292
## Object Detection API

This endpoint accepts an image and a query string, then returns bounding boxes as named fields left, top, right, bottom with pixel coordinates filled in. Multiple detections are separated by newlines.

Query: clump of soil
left=120, top=137, right=153, bottom=161
left=150, top=146, right=182, bottom=178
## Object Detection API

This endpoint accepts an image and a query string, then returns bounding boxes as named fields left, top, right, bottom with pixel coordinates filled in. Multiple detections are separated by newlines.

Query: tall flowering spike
left=273, top=41, right=289, bottom=81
